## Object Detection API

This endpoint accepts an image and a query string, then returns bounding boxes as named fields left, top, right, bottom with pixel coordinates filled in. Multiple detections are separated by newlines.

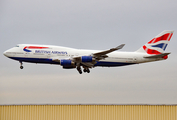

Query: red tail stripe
left=168, top=33, right=173, bottom=41
left=148, top=38, right=155, bottom=44
left=143, top=45, right=146, bottom=50
left=143, top=45, right=161, bottom=55
left=153, top=33, right=170, bottom=43
left=148, top=33, right=171, bottom=44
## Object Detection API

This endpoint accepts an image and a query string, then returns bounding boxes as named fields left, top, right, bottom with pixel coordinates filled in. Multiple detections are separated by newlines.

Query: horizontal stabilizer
left=143, top=53, right=171, bottom=58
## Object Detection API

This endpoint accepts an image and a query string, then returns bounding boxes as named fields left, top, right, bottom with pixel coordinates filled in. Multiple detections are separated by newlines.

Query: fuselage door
left=24, top=52, right=30, bottom=57
left=134, top=57, right=137, bottom=63
left=47, top=53, right=51, bottom=58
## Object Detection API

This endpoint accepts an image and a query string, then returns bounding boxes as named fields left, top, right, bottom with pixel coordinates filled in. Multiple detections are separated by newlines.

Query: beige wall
left=0, top=105, right=177, bottom=120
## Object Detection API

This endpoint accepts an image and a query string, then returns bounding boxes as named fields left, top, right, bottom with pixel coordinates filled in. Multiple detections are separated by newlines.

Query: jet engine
left=81, top=56, right=95, bottom=62
left=60, top=59, right=75, bottom=66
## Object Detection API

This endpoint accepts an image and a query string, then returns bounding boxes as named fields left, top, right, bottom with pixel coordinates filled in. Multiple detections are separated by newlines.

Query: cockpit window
left=15, top=45, right=19, bottom=47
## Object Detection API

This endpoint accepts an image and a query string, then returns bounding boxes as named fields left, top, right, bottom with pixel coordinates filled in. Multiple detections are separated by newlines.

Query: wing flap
left=81, top=62, right=95, bottom=68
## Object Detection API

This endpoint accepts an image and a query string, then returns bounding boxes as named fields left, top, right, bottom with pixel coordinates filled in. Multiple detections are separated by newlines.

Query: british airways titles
left=35, top=50, right=67, bottom=54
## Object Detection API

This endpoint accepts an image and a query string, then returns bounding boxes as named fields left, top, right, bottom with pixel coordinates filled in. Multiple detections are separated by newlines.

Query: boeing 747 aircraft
left=3, top=30, right=174, bottom=74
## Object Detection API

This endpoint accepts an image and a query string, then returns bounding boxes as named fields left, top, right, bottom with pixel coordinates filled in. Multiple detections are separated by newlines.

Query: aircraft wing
left=73, top=44, right=125, bottom=61
left=52, top=44, right=125, bottom=68
left=93, top=44, right=125, bottom=58
left=71, top=44, right=125, bottom=68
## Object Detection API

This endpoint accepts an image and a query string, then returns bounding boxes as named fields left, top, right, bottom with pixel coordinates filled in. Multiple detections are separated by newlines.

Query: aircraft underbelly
left=9, top=57, right=60, bottom=64
left=9, top=56, right=136, bottom=67
left=94, top=61, right=135, bottom=67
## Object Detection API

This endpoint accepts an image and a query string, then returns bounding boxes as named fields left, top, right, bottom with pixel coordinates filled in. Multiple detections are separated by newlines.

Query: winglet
left=111, top=44, right=125, bottom=51
left=93, top=44, right=125, bottom=57
left=116, top=44, right=125, bottom=50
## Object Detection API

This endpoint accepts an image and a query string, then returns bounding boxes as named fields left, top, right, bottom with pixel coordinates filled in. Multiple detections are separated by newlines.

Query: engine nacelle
left=60, top=59, right=75, bottom=66
left=81, top=56, right=94, bottom=62
left=63, top=66, right=76, bottom=69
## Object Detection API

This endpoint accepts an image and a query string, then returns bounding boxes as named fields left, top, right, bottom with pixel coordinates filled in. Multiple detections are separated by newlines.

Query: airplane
left=3, top=30, right=174, bottom=74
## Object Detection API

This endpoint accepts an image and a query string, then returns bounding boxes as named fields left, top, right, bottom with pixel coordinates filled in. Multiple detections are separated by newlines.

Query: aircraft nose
left=3, top=47, right=16, bottom=57
left=3, top=51, right=7, bottom=56
left=3, top=50, right=9, bottom=57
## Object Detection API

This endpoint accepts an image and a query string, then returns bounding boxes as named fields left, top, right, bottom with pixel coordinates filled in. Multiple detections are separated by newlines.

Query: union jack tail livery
left=136, top=30, right=174, bottom=55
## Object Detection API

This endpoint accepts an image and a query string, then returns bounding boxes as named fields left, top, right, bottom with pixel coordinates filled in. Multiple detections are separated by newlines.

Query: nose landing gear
left=19, top=61, right=23, bottom=69
left=20, top=66, right=23, bottom=69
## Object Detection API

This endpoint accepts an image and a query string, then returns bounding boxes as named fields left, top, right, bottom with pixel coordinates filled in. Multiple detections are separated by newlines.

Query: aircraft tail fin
left=136, top=30, right=174, bottom=55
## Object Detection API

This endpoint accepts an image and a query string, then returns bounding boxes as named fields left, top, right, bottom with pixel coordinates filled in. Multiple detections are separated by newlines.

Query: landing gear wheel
left=19, top=61, right=23, bottom=69
left=83, top=68, right=90, bottom=73
left=20, top=66, right=23, bottom=69
left=83, top=69, right=87, bottom=72
left=77, top=66, right=82, bottom=74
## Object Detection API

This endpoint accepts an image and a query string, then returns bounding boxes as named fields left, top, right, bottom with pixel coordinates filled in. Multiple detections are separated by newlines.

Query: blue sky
left=0, top=0, right=177, bottom=104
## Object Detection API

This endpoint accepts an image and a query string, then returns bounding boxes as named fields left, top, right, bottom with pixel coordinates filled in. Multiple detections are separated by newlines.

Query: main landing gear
left=76, top=66, right=90, bottom=74
left=77, top=66, right=82, bottom=74
left=19, top=61, right=23, bottom=69
left=83, top=68, right=90, bottom=73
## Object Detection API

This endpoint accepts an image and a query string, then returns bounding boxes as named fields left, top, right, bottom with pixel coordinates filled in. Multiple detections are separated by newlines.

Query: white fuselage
left=4, top=44, right=165, bottom=67
left=3, top=30, right=173, bottom=74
